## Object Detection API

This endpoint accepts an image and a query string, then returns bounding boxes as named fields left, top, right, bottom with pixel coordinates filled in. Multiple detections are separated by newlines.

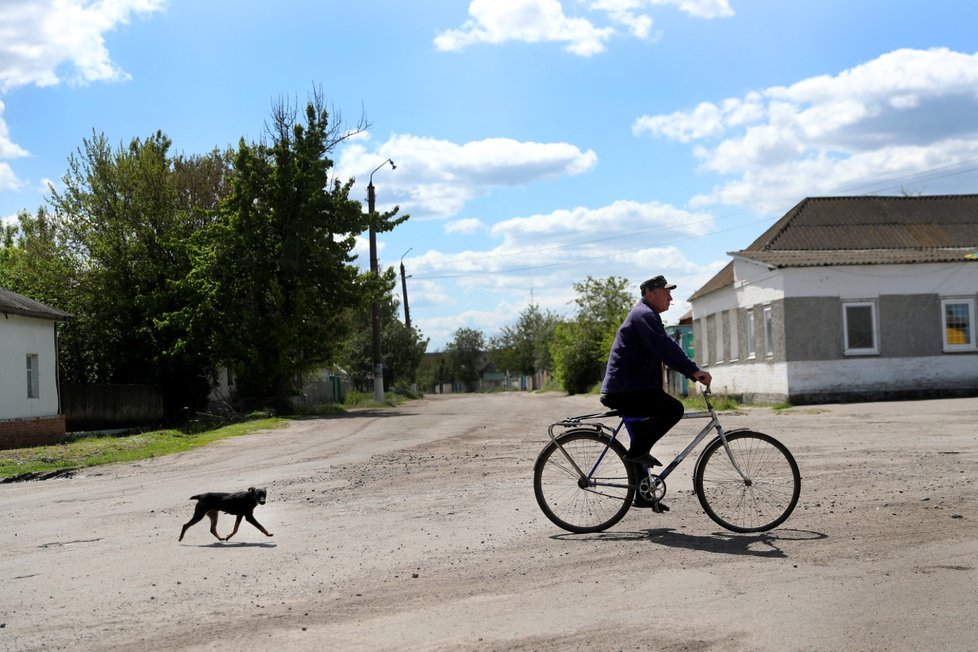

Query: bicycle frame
left=547, top=390, right=749, bottom=488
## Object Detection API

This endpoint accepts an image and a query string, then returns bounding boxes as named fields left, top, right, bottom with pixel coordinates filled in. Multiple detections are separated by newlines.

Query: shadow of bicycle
left=551, top=528, right=826, bottom=558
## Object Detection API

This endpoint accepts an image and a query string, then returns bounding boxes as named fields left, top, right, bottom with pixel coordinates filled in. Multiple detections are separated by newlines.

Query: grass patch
left=0, top=418, right=286, bottom=479
left=682, top=394, right=741, bottom=411
left=342, top=390, right=415, bottom=409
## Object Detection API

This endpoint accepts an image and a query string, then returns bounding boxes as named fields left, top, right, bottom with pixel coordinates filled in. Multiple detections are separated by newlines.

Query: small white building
left=0, top=288, right=71, bottom=449
left=689, top=195, right=978, bottom=404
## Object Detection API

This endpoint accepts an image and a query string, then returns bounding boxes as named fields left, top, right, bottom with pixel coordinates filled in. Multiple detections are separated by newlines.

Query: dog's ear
left=248, top=487, right=256, bottom=494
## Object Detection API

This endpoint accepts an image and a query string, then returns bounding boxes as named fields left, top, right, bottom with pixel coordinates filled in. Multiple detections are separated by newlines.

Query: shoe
left=633, top=496, right=670, bottom=512
left=623, top=452, right=662, bottom=467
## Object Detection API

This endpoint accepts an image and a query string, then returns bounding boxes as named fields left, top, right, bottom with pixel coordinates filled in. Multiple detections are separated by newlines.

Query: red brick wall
left=0, top=416, right=67, bottom=450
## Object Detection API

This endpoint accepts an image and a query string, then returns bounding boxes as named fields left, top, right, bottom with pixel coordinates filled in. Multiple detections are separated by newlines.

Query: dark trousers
left=601, top=389, right=684, bottom=456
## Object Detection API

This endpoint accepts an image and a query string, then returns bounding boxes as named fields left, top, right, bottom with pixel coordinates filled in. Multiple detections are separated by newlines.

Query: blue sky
left=3, top=1, right=978, bottom=350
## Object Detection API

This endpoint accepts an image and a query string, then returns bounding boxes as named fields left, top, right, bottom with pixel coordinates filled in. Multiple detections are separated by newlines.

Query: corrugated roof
left=690, top=194, right=978, bottom=300
left=0, top=288, right=71, bottom=321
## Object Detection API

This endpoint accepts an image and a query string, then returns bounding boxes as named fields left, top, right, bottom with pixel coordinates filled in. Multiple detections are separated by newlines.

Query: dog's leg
left=224, top=515, right=244, bottom=541
left=207, top=511, right=223, bottom=541
left=179, top=505, right=208, bottom=541
left=245, top=513, right=274, bottom=537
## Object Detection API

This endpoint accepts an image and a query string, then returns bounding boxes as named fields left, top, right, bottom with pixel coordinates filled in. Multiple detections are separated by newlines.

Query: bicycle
left=533, top=388, right=801, bottom=534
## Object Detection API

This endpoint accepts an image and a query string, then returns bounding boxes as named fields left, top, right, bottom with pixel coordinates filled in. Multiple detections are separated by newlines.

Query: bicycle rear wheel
left=693, top=430, right=800, bottom=533
left=533, top=429, right=635, bottom=534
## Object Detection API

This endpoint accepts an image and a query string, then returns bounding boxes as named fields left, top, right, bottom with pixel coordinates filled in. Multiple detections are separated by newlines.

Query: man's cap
left=640, top=275, right=677, bottom=293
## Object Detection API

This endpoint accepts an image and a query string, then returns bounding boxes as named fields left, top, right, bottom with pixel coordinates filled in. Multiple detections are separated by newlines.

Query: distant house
left=0, top=288, right=71, bottom=449
left=689, top=195, right=978, bottom=404
left=664, top=310, right=694, bottom=396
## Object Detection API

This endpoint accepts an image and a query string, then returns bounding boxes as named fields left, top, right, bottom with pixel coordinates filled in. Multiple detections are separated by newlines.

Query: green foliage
left=0, top=87, right=433, bottom=422
left=1, top=88, right=420, bottom=420
left=0, top=419, right=286, bottom=479
left=550, top=320, right=602, bottom=394
left=491, top=303, right=559, bottom=376
left=416, top=353, right=449, bottom=393
left=549, top=275, right=633, bottom=394
left=681, top=394, right=741, bottom=411
left=0, top=208, right=78, bottom=311
left=384, top=319, right=429, bottom=389
left=38, top=130, right=222, bottom=415
left=176, top=91, right=407, bottom=413
left=445, top=327, right=486, bottom=391
left=337, top=293, right=428, bottom=392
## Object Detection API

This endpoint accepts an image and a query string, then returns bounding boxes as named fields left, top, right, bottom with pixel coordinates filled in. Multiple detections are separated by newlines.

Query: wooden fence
left=61, top=383, right=164, bottom=432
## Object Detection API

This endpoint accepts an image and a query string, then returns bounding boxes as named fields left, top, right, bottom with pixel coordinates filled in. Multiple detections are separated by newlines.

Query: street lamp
left=367, top=158, right=396, bottom=403
left=400, top=247, right=413, bottom=329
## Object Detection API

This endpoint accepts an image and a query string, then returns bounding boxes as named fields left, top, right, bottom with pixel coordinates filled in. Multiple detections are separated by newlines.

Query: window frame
left=746, top=309, right=756, bottom=360
left=27, top=353, right=40, bottom=399
left=763, top=305, right=774, bottom=358
left=699, top=316, right=710, bottom=367
left=941, top=297, right=977, bottom=352
left=714, top=311, right=725, bottom=364
left=843, top=301, right=880, bottom=356
left=728, top=309, right=739, bottom=362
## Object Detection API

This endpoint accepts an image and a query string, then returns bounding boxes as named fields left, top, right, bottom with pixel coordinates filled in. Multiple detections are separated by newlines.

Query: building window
left=746, top=309, right=756, bottom=359
left=715, top=312, right=724, bottom=364
left=843, top=302, right=879, bottom=355
left=699, top=317, right=710, bottom=366
left=942, top=298, right=976, bottom=352
left=763, top=305, right=774, bottom=358
left=27, top=354, right=40, bottom=399
left=728, top=309, right=739, bottom=362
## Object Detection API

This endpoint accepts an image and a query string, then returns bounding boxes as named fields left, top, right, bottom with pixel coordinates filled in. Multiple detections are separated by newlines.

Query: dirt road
left=2, top=392, right=976, bottom=651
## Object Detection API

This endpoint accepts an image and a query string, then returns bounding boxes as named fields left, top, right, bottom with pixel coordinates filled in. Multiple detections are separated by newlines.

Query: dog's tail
left=189, top=494, right=202, bottom=501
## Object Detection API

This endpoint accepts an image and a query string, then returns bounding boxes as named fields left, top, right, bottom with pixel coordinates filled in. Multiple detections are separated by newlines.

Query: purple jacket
left=600, top=299, right=700, bottom=394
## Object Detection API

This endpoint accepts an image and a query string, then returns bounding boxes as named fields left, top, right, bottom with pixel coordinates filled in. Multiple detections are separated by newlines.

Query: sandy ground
left=1, top=391, right=976, bottom=652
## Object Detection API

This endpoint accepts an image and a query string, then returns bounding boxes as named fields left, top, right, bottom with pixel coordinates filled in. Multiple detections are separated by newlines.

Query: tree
left=492, top=304, right=559, bottom=386
left=383, top=319, right=429, bottom=391
left=550, top=276, right=632, bottom=394
left=444, top=327, right=486, bottom=391
left=43, top=130, right=221, bottom=416
left=338, top=294, right=428, bottom=392
left=0, top=208, right=78, bottom=311
left=187, top=91, right=406, bottom=413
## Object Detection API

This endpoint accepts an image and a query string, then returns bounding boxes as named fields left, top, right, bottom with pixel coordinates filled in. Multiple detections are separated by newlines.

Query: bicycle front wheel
left=533, top=429, right=635, bottom=534
left=693, top=430, right=800, bottom=533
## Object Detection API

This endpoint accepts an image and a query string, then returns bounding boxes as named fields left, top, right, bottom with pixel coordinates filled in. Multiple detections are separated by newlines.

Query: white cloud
left=0, top=0, right=167, bottom=92
left=435, top=0, right=615, bottom=56
left=0, top=0, right=166, bottom=207
left=0, top=99, right=28, bottom=191
left=648, top=0, right=733, bottom=19
left=412, top=241, right=718, bottom=349
left=0, top=100, right=29, bottom=160
left=338, top=133, right=598, bottom=218
left=634, top=48, right=978, bottom=212
left=0, top=162, right=20, bottom=192
left=405, top=200, right=714, bottom=297
left=489, top=199, right=714, bottom=243
left=434, top=0, right=730, bottom=56
left=403, top=198, right=722, bottom=346
left=445, top=218, right=488, bottom=235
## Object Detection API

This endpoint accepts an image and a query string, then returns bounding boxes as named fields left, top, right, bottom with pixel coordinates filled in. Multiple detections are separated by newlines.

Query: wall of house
left=0, top=314, right=61, bottom=420
left=691, top=261, right=978, bottom=403
left=785, top=355, right=978, bottom=403
left=694, top=300, right=791, bottom=402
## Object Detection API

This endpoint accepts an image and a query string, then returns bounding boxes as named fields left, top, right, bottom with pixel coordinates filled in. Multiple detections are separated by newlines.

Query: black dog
left=179, top=487, right=274, bottom=542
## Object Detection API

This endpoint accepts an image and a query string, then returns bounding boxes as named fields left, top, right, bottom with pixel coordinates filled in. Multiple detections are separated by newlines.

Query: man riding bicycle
left=600, top=275, right=712, bottom=509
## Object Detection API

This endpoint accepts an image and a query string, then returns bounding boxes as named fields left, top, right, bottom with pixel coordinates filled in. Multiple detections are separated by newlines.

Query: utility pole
left=400, top=248, right=412, bottom=329
left=367, top=158, right=396, bottom=403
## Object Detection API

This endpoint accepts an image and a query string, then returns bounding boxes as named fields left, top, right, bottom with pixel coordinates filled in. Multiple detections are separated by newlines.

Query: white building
left=689, top=195, right=978, bottom=404
left=0, top=288, right=71, bottom=449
